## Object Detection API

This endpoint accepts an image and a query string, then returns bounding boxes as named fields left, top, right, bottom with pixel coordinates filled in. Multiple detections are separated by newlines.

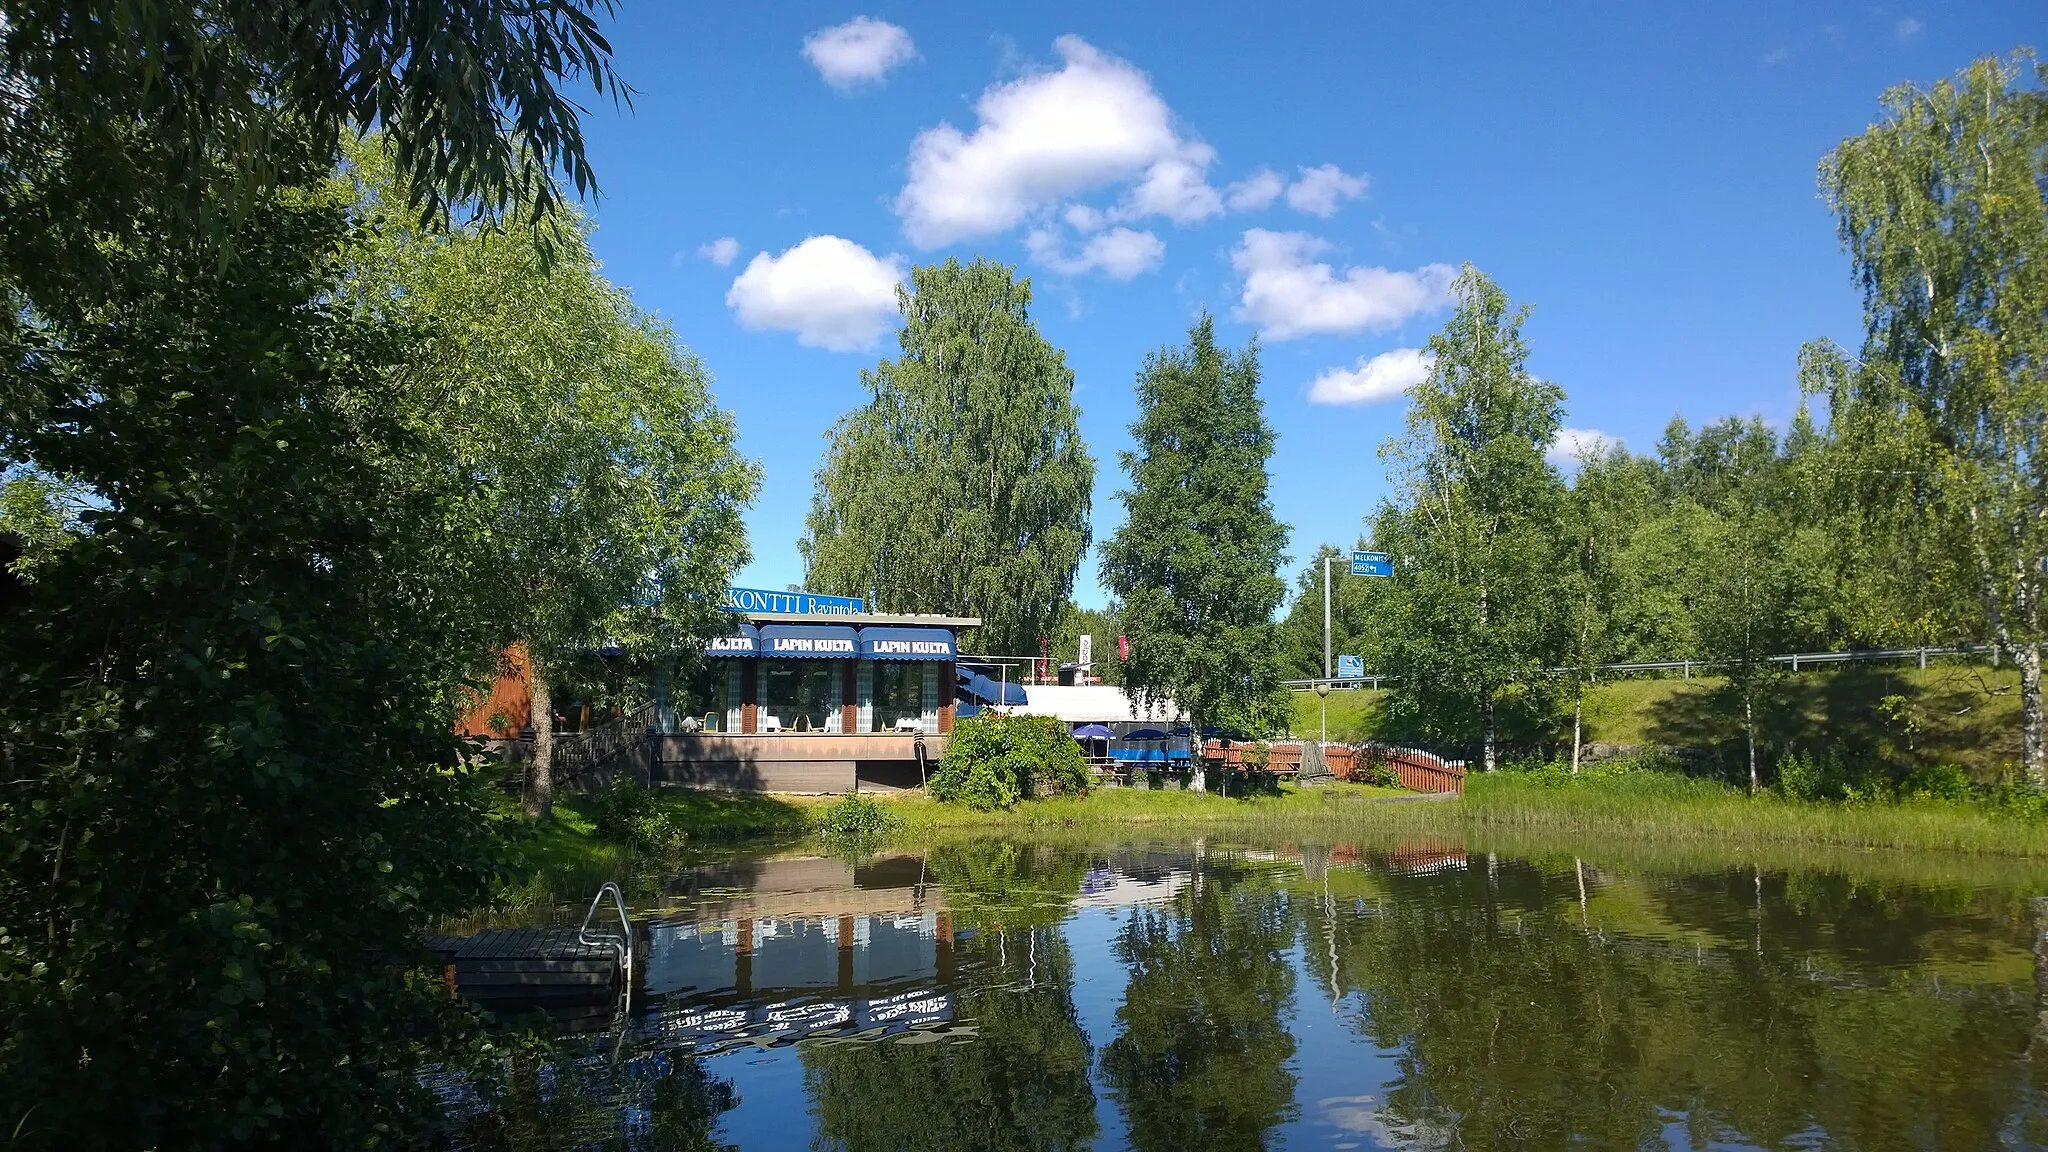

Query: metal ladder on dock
left=579, top=882, right=635, bottom=1013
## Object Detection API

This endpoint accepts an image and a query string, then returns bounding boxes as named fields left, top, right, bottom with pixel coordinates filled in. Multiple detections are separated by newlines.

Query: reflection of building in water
left=638, top=865, right=966, bottom=1045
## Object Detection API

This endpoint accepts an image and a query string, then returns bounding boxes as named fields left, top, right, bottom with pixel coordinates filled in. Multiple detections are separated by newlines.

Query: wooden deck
left=430, top=927, right=622, bottom=1004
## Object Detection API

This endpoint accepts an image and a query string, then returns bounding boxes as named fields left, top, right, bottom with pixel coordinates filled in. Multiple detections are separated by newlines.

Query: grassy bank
left=476, top=769, right=2048, bottom=923
left=1290, top=663, right=2026, bottom=777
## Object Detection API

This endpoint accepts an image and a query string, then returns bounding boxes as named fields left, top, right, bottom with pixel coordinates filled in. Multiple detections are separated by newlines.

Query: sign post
left=1324, top=551, right=1393, bottom=680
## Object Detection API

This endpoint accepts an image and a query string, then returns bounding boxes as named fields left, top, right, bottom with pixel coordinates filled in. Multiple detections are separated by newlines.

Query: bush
left=1901, top=763, right=1972, bottom=803
left=930, top=713, right=1090, bottom=809
left=1775, top=749, right=1829, bottom=802
left=592, top=778, right=686, bottom=854
left=816, top=792, right=898, bottom=838
left=1239, top=742, right=1271, bottom=771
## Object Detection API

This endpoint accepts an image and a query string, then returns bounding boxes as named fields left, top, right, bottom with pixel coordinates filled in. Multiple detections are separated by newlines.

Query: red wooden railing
left=1197, top=741, right=1465, bottom=795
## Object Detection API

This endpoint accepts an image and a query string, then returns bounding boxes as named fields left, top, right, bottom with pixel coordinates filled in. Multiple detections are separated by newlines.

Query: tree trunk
left=2021, top=641, right=2046, bottom=790
left=526, top=669, right=555, bottom=820
left=1571, top=682, right=1584, bottom=775
left=1189, top=709, right=1206, bottom=792
left=1744, top=692, right=1758, bottom=795
left=1482, top=693, right=1497, bottom=773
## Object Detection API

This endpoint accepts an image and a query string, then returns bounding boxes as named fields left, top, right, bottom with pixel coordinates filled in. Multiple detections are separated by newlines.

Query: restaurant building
left=652, top=588, right=977, bottom=792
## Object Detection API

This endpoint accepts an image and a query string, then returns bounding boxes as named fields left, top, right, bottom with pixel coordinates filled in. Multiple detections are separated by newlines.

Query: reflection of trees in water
left=801, top=924, right=1098, bottom=1152
left=1100, top=865, right=1299, bottom=1151
left=923, top=839, right=1094, bottom=931
left=454, top=1041, right=740, bottom=1151
left=1309, top=858, right=2041, bottom=1150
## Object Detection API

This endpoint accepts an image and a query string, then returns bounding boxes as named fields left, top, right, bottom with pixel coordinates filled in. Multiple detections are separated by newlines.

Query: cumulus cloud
left=894, top=36, right=1221, bottom=247
left=1286, top=163, right=1369, bottom=217
left=802, top=17, right=917, bottom=89
left=1225, top=169, right=1285, bottom=211
left=1548, top=427, right=1624, bottom=467
left=1025, top=225, right=1166, bottom=280
left=1307, top=348, right=1434, bottom=406
left=725, top=236, right=905, bottom=352
left=1895, top=17, right=1921, bottom=41
left=1231, top=229, right=1456, bottom=341
left=699, top=236, right=740, bottom=267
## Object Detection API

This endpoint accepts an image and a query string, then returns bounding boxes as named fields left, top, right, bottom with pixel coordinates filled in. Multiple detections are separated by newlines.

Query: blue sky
left=569, top=2, right=2039, bottom=610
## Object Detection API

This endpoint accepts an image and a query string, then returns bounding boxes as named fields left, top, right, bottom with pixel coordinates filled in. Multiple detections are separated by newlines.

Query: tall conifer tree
left=1100, top=316, right=1289, bottom=757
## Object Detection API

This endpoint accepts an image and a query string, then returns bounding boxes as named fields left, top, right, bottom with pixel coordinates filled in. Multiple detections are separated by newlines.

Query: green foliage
left=815, top=793, right=900, bottom=839
left=591, top=779, right=688, bottom=854
left=1368, top=267, right=1567, bottom=768
left=1100, top=316, right=1290, bottom=738
left=0, top=469, right=84, bottom=577
left=803, top=258, right=1093, bottom=654
left=931, top=714, right=1091, bottom=809
left=1239, top=742, right=1272, bottom=771
left=0, top=180, right=504, bottom=1147
left=1902, top=763, right=1973, bottom=804
left=0, top=0, right=620, bottom=257
left=1816, top=50, right=2048, bottom=785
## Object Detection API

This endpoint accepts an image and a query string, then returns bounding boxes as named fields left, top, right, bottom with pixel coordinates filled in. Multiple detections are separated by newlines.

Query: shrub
left=1901, top=763, right=1972, bottom=803
left=816, top=793, right=898, bottom=838
left=930, top=713, right=1090, bottom=809
left=1239, top=742, right=1271, bottom=771
left=1775, top=750, right=1828, bottom=802
left=592, top=778, right=686, bottom=854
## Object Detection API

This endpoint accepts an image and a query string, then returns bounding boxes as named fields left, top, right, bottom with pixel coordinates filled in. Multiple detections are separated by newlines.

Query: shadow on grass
left=1639, top=663, right=2023, bottom=784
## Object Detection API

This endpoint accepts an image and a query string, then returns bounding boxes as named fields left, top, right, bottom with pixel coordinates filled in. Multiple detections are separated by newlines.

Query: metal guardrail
left=1285, top=644, right=1994, bottom=690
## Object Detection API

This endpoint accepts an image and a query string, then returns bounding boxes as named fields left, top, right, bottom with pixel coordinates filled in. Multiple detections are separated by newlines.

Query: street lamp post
left=1316, top=681, right=1332, bottom=747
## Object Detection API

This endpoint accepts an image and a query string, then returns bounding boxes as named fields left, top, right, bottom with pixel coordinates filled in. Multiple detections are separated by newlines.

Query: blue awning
left=759, top=623, right=859, bottom=659
left=705, top=623, right=759, bottom=657
left=858, top=626, right=956, bottom=660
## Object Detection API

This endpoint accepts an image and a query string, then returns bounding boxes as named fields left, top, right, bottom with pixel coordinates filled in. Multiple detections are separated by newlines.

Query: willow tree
left=1369, top=267, right=1566, bottom=771
left=1099, top=316, right=1289, bottom=751
left=803, top=259, right=1093, bottom=655
left=345, top=143, right=758, bottom=819
left=1819, top=51, right=2048, bottom=785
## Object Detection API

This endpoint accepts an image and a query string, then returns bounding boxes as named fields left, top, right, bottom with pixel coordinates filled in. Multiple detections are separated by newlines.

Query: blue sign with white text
left=1337, top=655, right=1366, bottom=680
left=721, top=587, right=866, bottom=615
left=1351, top=550, right=1392, bottom=577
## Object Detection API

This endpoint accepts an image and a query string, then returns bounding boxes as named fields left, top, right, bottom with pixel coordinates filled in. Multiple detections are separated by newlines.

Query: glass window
left=760, top=660, right=840, bottom=733
left=708, top=663, right=741, bottom=733
left=871, top=661, right=924, bottom=732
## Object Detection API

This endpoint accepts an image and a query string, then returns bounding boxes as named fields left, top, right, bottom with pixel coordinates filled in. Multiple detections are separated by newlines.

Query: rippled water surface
left=470, top=838, right=2048, bottom=1149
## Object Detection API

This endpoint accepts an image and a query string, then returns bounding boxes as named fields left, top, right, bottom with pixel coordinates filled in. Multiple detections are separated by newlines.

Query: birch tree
left=1373, top=267, right=1566, bottom=770
left=803, top=259, right=1093, bottom=655
left=1099, top=316, right=1290, bottom=753
left=1819, top=50, right=2048, bottom=785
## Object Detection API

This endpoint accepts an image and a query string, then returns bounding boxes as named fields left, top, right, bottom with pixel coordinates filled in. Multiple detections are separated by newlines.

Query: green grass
left=1290, top=662, right=2027, bottom=778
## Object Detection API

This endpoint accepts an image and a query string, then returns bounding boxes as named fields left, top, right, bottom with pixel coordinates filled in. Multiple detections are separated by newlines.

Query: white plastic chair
left=761, top=714, right=783, bottom=733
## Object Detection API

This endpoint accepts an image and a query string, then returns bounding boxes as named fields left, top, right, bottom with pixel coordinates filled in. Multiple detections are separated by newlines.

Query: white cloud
left=894, top=36, right=1222, bottom=247
left=1307, top=348, right=1434, bottom=406
left=1286, top=164, right=1369, bottom=217
left=1026, top=226, right=1165, bottom=280
left=1762, top=46, right=1792, bottom=65
left=1548, top=427, right=1624, bottom=467
left=802, top=17, right=917, bottom=89
left=1231, top=229, right=1456, bottom=341
left=1895, top=17, right=1922, bottom=41
left=1064, top=204, right=1106, bottom=233
left=699, top=236, right=740, bottom=267
left=1225, top=169, right=1285, bottom=211
left=725, top=236, right=905, bottom=352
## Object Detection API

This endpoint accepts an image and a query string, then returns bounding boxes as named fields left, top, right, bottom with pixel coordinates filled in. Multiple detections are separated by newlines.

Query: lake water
left=461, top=836, right=2048, bottom=1149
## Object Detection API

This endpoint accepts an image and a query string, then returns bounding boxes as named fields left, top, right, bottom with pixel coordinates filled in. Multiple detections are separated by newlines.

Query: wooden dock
left=429, top=928, right=623, bottom=1005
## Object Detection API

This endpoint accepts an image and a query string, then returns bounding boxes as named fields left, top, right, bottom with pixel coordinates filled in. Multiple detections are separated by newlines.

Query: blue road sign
left=1336, top=655, right=1366, bottom=680
left=1351, top=550, right=1392, bottom=577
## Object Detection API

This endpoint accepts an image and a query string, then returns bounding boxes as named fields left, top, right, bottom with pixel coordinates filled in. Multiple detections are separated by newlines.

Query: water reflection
left=460, top=840, right=2048, bottom=1150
